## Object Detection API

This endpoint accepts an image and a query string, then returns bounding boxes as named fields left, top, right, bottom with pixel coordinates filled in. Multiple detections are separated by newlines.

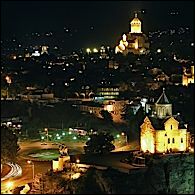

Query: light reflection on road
left=1, top=162, right=22, bottom=181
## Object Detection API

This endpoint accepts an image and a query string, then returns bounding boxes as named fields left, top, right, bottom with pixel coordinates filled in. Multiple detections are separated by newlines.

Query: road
left=1, top=140, right=140, bottom=193
left=1, top=163, right=22, bottom=182
left=1, top=159, right=52, bottom=193
left=1, top=140, right=85, bottom=192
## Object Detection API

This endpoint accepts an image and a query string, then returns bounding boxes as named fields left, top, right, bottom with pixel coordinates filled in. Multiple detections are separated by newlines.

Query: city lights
left=27, top=160, right=35, bottom=179
left=76, top=159, right=80, bottom=163
left=6, top=181, right=14, bottom=189
left=5, top=76, right=12, bottom=84
left=1, top=2, right=194, bottom=194
left=86, top=48, right=91, bottom=54
left=93, top=48, right=98, bottom=53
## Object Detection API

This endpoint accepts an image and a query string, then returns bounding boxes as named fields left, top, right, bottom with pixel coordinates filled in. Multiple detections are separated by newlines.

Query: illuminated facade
left=41, top=46, right=49, bottom=54
left=96, top=86, right=120, bottom=99
left=76, top=100, right=128, bottom=123
left=182, top=66, right=194, bottom=86
left=140, top=89, right=190, bottom=153
left=115, top=13, right=150, bottom=55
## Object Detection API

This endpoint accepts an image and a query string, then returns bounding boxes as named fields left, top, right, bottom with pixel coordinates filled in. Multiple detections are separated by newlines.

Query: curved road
left=1, top=163, right=22, bottom=182
left=1, top=140, right=141, bottom=193
left=1, top=140, right=85, bottom=193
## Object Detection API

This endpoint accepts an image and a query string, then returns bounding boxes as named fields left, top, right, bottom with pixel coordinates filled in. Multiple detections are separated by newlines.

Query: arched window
left=181, top=138, right=183, bottom=143
left=172, top=138, right=175, bottom=143
left=168, top=138, right=170, bottom=144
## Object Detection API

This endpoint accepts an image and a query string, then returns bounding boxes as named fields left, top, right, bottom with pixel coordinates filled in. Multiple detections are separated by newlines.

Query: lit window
left=168, top=138, right=170, bottom=144
left=181, top=138, right=183, bottom=143
left=172, top=138, right=175, bottom=143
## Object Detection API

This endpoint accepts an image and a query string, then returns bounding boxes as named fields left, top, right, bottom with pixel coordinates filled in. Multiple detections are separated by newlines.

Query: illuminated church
left=140, top=88, right=190, bottom=153
left=115, top=13, right=150, bottom=55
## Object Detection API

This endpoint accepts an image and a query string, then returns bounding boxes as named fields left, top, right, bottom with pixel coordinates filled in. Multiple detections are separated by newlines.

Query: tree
left=100, top=110, right=113, bottom=122
left=121, top=104, right=135, bottom=122
left=84, top=132, right=115, bottom=154
left=1, top=125, right=20, bottom=164
left=121, top=105, right=145, bottom=142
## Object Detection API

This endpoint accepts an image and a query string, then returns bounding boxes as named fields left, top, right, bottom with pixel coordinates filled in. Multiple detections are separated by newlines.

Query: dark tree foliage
left=121, top=104, right=135, bottom=121
left=1, top=125, right=20, bottom=164
left=74, top=168, right=104, bottom=194
left=100, top=110, right=113, bottom=122
left=84, top=132, right=115, bottom=154
left=121, top=105, right=145, bottom=141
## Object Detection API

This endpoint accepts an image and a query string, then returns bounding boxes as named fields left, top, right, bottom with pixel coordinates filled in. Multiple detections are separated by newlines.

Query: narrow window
left=168, top=138, right=170, bottom=144
left=170, top=125, right=172, bottom=130
left=172, top=138, right=175, bottom=143
left=181, top=138, right=183, bottom=143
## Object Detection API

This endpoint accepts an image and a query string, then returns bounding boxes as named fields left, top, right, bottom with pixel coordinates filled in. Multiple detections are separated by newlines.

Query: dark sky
left=1, top=1, right=194, bottom=47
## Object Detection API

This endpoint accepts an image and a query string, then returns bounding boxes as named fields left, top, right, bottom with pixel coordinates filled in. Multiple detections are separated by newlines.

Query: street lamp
left=5, top=76, right=12, bottom=99
left=27, top=160, right=34, bottom=180
left=86, top=48, right=91, bottom=54
left=6, top=181, right=14, bottom=193
left=45, top=128, right=49, bottom=142
left=121, top=132, right=128, bottom=144
left=76, top=159, right=80, bottom=164
left=116, top=134, right=120, bottom=138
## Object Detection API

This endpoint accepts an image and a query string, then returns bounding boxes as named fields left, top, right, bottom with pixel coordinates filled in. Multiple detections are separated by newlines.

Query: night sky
left=1, top=1, right=194, bottom=48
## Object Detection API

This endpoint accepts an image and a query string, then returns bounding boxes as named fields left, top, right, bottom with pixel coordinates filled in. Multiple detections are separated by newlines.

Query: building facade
left=115, top=13, right=150, bottom=55
left=182, top=65, right=194, bottom=86
left=140, top=89, right=190, bottom=153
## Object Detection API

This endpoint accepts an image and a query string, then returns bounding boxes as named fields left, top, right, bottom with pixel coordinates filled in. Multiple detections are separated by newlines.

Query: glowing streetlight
left=121, top=132, right=125, bottom=136
left=86, top=48, right=91, bottom=54
left=5, top=76, right=12, bottom=84
left=116, top=134, right=120, bottom=138
left=6, top=181, right=14, bottom=189
left=27, top=160, right=34, bottom=180
left=45, top=128, right=49, bottom=142
left=73, top=136, right=77, bottom=140
left=157, top=48, right=162, bottom=53
left=6, top=181, right=14, bottom=194
left=5, top=76, right=12, bottom=98
left=76, top=159, right=80, bottom=164
left=93, top=48, right=98, bottom=53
